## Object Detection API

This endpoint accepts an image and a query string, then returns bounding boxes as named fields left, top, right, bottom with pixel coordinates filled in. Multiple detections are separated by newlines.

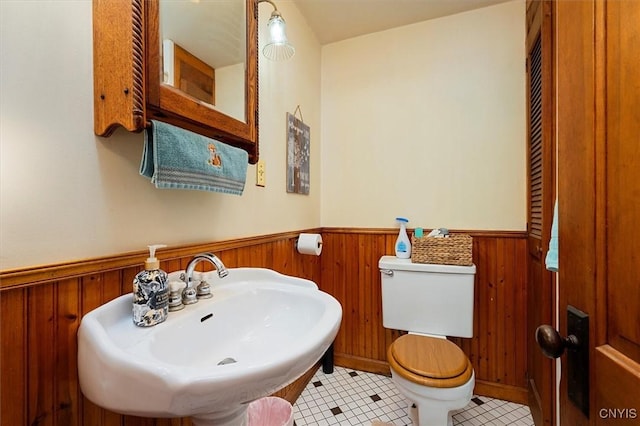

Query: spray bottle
left=395, top=217, right=411, bottom=259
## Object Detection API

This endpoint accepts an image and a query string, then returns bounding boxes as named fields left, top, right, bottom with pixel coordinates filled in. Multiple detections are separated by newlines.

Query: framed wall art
left=286, top=109, right=310, bottom=194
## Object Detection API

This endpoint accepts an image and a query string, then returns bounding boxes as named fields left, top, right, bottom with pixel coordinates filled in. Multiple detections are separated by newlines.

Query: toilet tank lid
left=378, top=256, right=476, bottom=274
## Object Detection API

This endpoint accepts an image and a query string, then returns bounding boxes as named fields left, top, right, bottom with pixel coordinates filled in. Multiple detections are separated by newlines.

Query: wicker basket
left=411, top=234, right=473, bottom=266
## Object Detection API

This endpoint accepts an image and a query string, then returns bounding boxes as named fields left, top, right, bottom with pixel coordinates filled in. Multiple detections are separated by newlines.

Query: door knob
left=535, top=324, right=580, bottom=358
left=537, top=307, right=590, bottom=417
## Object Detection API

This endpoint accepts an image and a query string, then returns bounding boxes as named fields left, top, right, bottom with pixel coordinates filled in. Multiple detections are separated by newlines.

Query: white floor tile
left=292, top=366, right=534, bottom=426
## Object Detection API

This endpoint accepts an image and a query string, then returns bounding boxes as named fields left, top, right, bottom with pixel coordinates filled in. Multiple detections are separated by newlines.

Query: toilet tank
left=379, top=256, right=476, bottom=338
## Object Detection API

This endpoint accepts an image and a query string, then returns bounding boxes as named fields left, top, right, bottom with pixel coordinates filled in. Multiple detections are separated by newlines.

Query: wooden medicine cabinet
left=93, top=0, right=259, bottom=163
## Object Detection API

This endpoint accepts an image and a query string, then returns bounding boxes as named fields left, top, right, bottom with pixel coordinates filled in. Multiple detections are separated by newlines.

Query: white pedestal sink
left=78, top=268, right=342, bottom=425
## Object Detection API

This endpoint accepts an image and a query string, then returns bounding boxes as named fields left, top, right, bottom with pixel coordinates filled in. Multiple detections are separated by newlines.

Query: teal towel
left=545, top=200, right=558, bottom=272
left=140, top=121, right=248, bottom=195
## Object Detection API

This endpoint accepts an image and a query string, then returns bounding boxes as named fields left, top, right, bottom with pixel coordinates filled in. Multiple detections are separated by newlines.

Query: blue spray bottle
left=395, top=217, right=411, bottom=259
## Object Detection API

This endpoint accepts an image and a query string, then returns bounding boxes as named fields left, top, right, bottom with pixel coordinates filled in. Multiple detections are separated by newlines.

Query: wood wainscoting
left=0, top=230, right=321, bottom=426
left=0, top=227, right=527, bottom=425
left=319, top=228, right=529, bottom=404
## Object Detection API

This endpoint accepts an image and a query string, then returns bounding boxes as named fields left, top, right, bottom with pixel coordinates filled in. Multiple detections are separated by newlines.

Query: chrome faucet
left=182, top=253, right=228, bottom=305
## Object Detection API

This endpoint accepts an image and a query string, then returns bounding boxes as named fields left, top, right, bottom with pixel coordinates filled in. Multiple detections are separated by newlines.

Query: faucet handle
left=168, top=281, right=185, bottom=311
left=181, top=285, right=198, bottom=305
left=196, top=280, right=213, bottom=299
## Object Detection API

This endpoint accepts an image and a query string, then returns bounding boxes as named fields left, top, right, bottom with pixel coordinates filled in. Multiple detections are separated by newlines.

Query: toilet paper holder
left=295, top=236, right=323, bottom=250
left=295, top=233, right=323, bottom=255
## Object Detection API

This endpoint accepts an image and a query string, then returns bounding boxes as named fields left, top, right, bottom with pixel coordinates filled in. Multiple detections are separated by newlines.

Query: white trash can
left=246, top=397, right=294, bottom=426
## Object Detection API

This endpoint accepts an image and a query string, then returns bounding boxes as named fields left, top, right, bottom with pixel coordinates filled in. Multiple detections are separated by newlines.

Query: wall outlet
left=256, top=160, right=266, bottom=187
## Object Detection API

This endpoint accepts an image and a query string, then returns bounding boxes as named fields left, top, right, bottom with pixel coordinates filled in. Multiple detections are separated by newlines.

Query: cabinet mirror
left=93, top=0, right=259, bottom=163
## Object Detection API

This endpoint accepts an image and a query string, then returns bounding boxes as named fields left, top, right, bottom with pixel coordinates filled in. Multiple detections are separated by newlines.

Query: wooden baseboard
left=336, top=353, right=528, bottom=405
left=475, top=380, right=529, bottom=405
left=335, top=353, right=391, bottom=376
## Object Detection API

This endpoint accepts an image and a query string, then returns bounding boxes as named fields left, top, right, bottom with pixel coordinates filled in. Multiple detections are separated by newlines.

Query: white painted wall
left=320, top=0, right=526, bottom=231
left=215, top=62, right=245, bottom=122
left=0, top=0, right=525, bottom=270
left=0, top=1, right=322, bottom=270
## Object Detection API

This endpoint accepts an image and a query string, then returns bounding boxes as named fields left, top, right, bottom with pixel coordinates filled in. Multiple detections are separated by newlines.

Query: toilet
left=379, top=256, right=476, bottom=426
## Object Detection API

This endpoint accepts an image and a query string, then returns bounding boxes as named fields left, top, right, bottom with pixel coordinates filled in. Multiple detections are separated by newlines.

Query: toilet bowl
left=379, top=256, right=477, bottom=426
left=387, top=334, right=474, bottom=426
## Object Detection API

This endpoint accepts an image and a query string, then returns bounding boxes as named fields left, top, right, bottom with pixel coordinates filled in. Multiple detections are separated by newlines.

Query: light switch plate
left=256, top=160, right=266, bottom=187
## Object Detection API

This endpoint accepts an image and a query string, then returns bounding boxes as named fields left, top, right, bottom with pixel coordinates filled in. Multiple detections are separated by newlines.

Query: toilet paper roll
left=297, top=233, right=323, bottom=256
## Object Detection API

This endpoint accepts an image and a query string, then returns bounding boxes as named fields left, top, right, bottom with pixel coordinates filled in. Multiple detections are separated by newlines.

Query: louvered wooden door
left=526, top=1, right=555, bottom=425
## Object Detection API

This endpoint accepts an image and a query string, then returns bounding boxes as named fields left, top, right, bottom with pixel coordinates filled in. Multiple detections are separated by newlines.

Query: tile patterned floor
left=293, top=367, right=534, bottom=426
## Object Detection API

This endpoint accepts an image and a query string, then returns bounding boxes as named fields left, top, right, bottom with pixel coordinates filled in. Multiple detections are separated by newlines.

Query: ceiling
left=162, top=1, right=246, bottom=69
left=160, top=0, right=514, bottom=68
left=294, top=0, right=513, bottom=45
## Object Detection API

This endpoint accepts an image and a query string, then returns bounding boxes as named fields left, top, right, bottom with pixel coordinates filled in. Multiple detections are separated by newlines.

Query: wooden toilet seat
left=388, top=334, right=473, bottom=388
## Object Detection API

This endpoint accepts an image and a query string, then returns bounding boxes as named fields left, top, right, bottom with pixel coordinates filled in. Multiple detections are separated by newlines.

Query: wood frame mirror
left=93, top=0, right=259, bottom=164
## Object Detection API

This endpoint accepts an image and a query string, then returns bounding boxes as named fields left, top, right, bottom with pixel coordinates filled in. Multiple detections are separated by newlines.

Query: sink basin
left=78, top=268, right=342, bottom=425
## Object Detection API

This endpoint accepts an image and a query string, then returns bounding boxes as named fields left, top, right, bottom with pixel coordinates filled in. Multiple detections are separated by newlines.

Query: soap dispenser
left=133, top=244, right=169, bottom=327
left=395, top=217, right=412, bottom=259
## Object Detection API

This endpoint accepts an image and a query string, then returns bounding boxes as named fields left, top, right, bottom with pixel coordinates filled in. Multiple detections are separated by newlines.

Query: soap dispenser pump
left=395, top=217, right=411, bottom=259
left=133, top=244, right=169, bottom=327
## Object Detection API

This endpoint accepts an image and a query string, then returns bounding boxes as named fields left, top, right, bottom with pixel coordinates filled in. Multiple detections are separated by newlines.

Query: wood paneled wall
left=0, top=227, right=528, bottom=425
left=0, top=231, right=321, bottom=426
left=319, top=228, right=529, bottom=404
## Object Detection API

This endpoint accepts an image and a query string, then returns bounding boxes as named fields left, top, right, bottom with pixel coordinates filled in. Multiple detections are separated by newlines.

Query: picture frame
left=286, top=112, right=310, bottom=194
